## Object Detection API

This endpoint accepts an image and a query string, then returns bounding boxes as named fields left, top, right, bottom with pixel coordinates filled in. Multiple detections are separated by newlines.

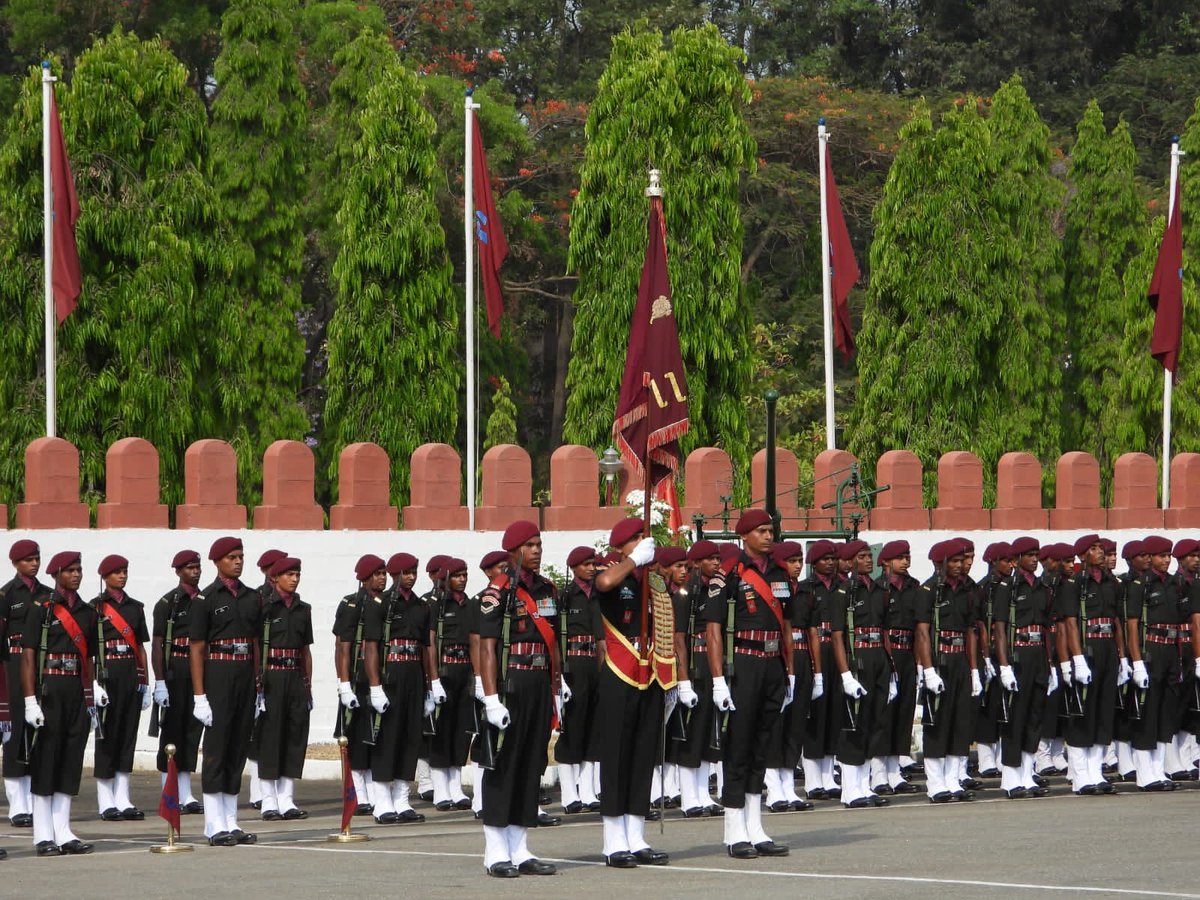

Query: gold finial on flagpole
left=150, top=744, right=193, bottom=853
left=329, top=736, right=370, bottom=843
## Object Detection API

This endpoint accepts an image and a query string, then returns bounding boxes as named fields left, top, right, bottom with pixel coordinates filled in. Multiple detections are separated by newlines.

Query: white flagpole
left=1162, top=136, right=1185, bottom=509
left=464, top=90, right=479, bottom=529
left=42, top=60, right=56, bottom=438
left=818, top=117, right=835, bottom=450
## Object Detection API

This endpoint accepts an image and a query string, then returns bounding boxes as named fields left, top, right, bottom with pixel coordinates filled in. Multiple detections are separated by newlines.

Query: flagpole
left=818, top=118, right=835, bottom=450
left=464, top=90, right=480, bottom=529
left=1163, top=137, right=1184, bottom=509
left=42, top=61, right=56, bottom=439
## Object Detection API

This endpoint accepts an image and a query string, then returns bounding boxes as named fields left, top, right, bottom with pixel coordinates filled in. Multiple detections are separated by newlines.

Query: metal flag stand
left=328, top=736, right=370, bottom=843
left=149, top=745, right=193, bottom=853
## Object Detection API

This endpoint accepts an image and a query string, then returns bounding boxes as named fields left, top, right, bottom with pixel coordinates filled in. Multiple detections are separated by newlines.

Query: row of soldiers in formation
left=1, top=520, right=1198, bottom=872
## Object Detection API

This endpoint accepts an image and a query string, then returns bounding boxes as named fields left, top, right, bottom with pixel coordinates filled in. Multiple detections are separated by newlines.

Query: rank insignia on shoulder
left=480, top=596, right=500, bottom=614
left=195, top=593, right=205, bottom=601
left=345, top=602, right=357, bottom=609
left=372, top=597, right=382, bottom=604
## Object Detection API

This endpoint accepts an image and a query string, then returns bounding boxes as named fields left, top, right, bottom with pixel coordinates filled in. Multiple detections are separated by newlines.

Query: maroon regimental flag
left=613, top=194, right=689, bottom=489
left=824, top=149, right=859, bottom=361
left=49, top=91, right=81, bottom=324
left=471, top=110, right=509, bottom=339
left=1149, top=178, right=1183, bottom=376
left=340, top=738, right=357, bottom=832
left=159, top=753, right=181, bottom=837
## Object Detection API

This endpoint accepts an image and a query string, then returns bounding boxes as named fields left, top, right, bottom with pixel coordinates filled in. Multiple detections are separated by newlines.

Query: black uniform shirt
left=365, top=587, right=430, bottom=644
left=994, top=572, right=1051, bottom=628
left=789, top=581, right=814, bottom=630
left=560, top=580, right=602, bottom=638
left=595, top=571, right=646, bottom=641
left=262, top=591, right=314, bottom=650
left=332, top=589, right=379, bottom=643
left=915, top=575, right=976, bottom=632
left=1056, top=568, right=1123, bottom=621
left=428, top=591, right=472, bottom=645
left=704, top=553, right=794, bottom=631
left=476, top=572, right=556, bottom=646
left=836, top=574, right=888, bottom=633
left=880, top=573, right=920, bottom=631
left=22, top=590, right=99, bottom=656
left=0, top=575, right=51, bottom=658
left=152, top=587, right=197, bottom=641
left=191, top=578, right=262, bottom=642
left=92, top=590, right=150, bottom=647
left=1126, top=570, right=1186, bottom=626
left=674, top=576, right=708, bottom=637
left=804, top=573, right=842, bottom=630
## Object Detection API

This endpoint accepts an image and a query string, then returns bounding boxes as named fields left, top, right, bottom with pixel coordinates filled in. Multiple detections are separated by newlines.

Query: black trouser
left=766, top=648, right=811, bottom=768
left=256, top=667, right=310, bottom=780
left=93, top=658, right=141, bottom=779
left=482, top=668, right=550, bottom=828
left=201, top=657, right=255, bottom=794
left=838, top=647, right=891, bottom=766
left=667, top=672, right=720, bottom=768
left=922, top=651, right=972, bottom=758
left=1133, top=644, right=1183, bottom=751
left=597, top=669, right=662, bottom=817
left=804, top=641, right=839, bottom=758
left=1000, top=646, right=1048, bottom=767
left=884, top=648, right=917, bottom=758
left=30, top=673, right=89, bottom=796
left=2, top=654, right=29, bottom=778
left=554, top=655, right=601, bottom=765
left=974, top=655, right=1003, bottom=745
left=721, top=652, right=786, bottom=808
left=372, top=660, right=424, bottom=782
left=1065, top=637, right=1119, bottom=748
left=428, top=661, right=473, bottom=769
left=158, top=655, right=203, bottom=772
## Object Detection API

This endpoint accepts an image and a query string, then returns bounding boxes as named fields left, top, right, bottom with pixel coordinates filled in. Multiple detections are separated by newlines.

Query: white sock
left=178, top=771, right=196, bottom=805
left=471, top=764, right=483, bottom=813
left=223, top=792, right=241, bottom=833
left=431, top=767, right=451, bottom=805
left=1165, top=733, right=1187, bottom=774
left=506, top=823, right=534, bottom=865
left=723, top=804, right=749, bottom=846
left=976, top=743, right=995, bottom=772
left=392, top=779, right=414, bottom=812
left=839, top=762, right=868, bottom=804
left=1154, top=743, right=1171, bottom=782
left=624, top=812, right=650, bottom=852
left=869, top=758, right=887, bottom=791
left=1087, top=746, right=1105, bottom=786
left=925, top=757, right=947, bottom=797
left=279, top=776, right=298, bottom=813
left=5, top=776, right=30, bottom=818
left=822, top=758, right=839, bottom=791
left=745, top=794, right=770, bottom=844
left=114, top=771, right=133, bottom=810
left=96, top=777, right=115, bottom=814
left=32, top=793, right=54, bottom=846
left=1050, top=738, right=1067, bottom=770
left=51, top=792, right=77, bottom=845
left=887, top=756, right=903, bottom=788
left=665, top=763, right=680, bottom=798
left=602, top=815, right=630, bottom=856
left=449, top=766, right=468, bottom=804
left=417, top=759, right=432, bottom=794
left=1133, top=749, right=1160, bottom=787
left=679, top=766, right=700, bottom=811
left=802, top=756, right=822, bottom=795
left=715, top=761, right=724, bottom=797
left=1104, top=743, right=1118, bottom=767
left=650, top=765, right=663, bottom=801
left=203, top=793, right=225, bottom=837
left=579, top=761, right=598, bottom=805
left=558, top=763, right=580, bottom=808
left=371, top=781, right=395, bottom=817
left=1067, top=745, right=1087, bottom=789
left=248, top=760, right=261, bottom=804
left=260, top=779, right=280, bottom=814
left=351, top=769, right=369, bottom=807
left=763, top=768, right=784, bottom=806
left=483, top=824, right=509, bottom=868
left=781, top=767, right=803, bottom=803
left=1116, top=741, right=1134, bottom=775
left=1036, top=739, right=1053, bottom=773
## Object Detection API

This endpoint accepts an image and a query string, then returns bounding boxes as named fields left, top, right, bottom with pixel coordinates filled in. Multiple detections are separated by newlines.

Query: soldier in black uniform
left=1126, top=535, right=1186, bottom=790
left=993, top=536, right=1051, bottom=798
left=21, top=550, right=98, bottom=855
left=706, top=510, right=793, bottom=859
left=91, top=554, right=151, bottom=820
left=151, top=550, right=204, bottom=814
left=1035, top=544, right=1068, bottom=776
left=368, top=551, right=433, bottom=823
left=555, top=546, right=603, bottom=814
left=1112, top=540, right=1149, bottom=780
left=428, top=557, right=474, bottom=811
left=1, top=539, right=50, bottom=830
left=1166, top=539, right=1198, bottom=779
left=255, top=557, right=312, bottom=820
left=246, top=548, right=285, bottom=811
left=415, top=555, right=452, bottom=803
left=871, top=540, right=921, bottom=795
left=190, top=536, right=262, bottom=846
left=973, top=543, right=1012, bottom=780
left=802, top=540, right=838, bottom=800
left=916, top=539, right=978, bottom=802
left=475, top=521, right=558, bottom=877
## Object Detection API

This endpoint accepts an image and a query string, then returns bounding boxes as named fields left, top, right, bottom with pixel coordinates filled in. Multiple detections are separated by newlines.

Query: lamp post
left=599, top=447, right=622, bottom=507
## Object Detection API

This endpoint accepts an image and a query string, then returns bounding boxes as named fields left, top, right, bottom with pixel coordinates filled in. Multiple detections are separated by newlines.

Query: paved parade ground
left=2, top=773, right=1196, bottom=898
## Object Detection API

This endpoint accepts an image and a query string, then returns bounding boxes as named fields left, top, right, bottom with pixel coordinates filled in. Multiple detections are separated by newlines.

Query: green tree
left=484, top=376, right=519, bottom=448
left=209, top=0, right=310, bottom=501
left=323, top=56, right=458, bottom=505
left=563, top=24, right=755, bottom=489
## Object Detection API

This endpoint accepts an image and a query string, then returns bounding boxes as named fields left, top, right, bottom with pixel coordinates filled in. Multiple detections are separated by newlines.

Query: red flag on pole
left=159, top=753, right=181, bottom=837
left=1149, top=178, right=1184, bottom=376
left=824, top=149, right=859, bottom=361
left=471, top=111, right=509, bottom=339
left=340, top=739, right=357, bottom=832
left=48, top=92, right=81, bottom=324
left=613, top=182, right=689, bottom=490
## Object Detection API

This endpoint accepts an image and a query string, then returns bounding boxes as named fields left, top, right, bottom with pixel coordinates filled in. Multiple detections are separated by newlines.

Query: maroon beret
left=718, top=543, right=741, bottom=563
left=838, top=540, right=868, bottom=561
left=877, top=539, right=910, bottom=562
left=97, top=554, right=129, bottom=577
left=1142, top=535, right=1173, bottom=555
left=269, top=556, right=301, bottom=578
left=1121, top=540, right=1145, bottom=560
left=958, top=538, right=975, bottom=553
left=45, top=550, right=81, bottom=576
left=426, top=554, right=451, bottom=574
left=1100, top=538, right=1116, bottom=553
left=446, top=557, right=468, bottom=574
left=609, top=518, right=644, bottom=549
left=1073, top=534, right=1103, bottom=557
left=1053, top=542, right=1077, bottom=561
left=566, top=546, right=596, bottom=568
left=1172, top=538, right=1200, bottom=559
left=257, top=549, right=286, bottom=570
left=356, top=554, right=386, bottom=581
left=479, top=550, right=509, bottom=571
left=9, top=539, right=39, bottom=562
left=1010, top=536, right=1039, bottom=556
left=655, top=546, right=687, bottom=567
left=687, top=540, right=720, bottom=562
left=171, top=549, right=201, bottom=569
left=1037, top=544, right=1057, bottom=561
left=771, top=541, right=804, bottom=566
left=208, top=536, right=243, bottom=561
left=982, top=542, right=1012, bottom=563
left=502, top=521, right=540, bottom=552
left=735, top=509, right=772, bottom=535
left=807, top=539, right=837, bottom=562
left=929, top=540, right=964, bottom=564
left=385, top=552, right=418, bottom=576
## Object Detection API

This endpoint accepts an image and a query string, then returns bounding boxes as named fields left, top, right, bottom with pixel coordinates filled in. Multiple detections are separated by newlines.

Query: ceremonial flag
left=1149, top=178, right=1183, bottom=375
left=159, top=753, right=181, bottom=837
left=471, top=111, right=509, bottom=339
left=48, top=91, right=81, bottom=324
left=824, top=149, right=859, bottom=361
left=340, top=739, right=357, bottom=832
left=613, top=187, right=689, bottom=491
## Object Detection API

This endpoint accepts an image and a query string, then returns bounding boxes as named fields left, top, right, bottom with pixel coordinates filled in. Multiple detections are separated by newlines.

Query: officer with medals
left=467, top=549, right=511, bottom=820
left=555, top=546, right=604, bottom=815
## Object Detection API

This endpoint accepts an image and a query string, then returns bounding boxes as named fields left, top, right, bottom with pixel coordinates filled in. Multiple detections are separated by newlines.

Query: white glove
left=628, top=537, right=656, bottom=567
left=369, top=684, right=389, bottom=714
left=1047, top=667, right=1059, bottom=695
left=1132, top=659, right=1149, bottom=689
left=559, top=676, right=572, bottom=704
left=811, top=672, right=824, bottom=700
left=338, top=681, right=359, bottom=708
left=423, top=691, right=436, bottom=718
left=139, top=684, right=152, bottom=711
left=970, top=669, right=983, bottom=697
left=1118, top=658, right=1132, bottom=687
left=255, top=690, right=267, bottom=718
left=1060, top=661, right=1073, bottom=685
left=93, top=681, right=109, bottom=708
left=430, top=678, right=448, bottom=705
left=1000, top=665, right=1018, bottom=692
left=677, top=679, right=699, bottom=708
left=89, top=707, right=100, bottom=730
left=24, top=696, right=44, bottom=728
left=474, top=675, right=485, bottom=701
left=712, top=676, right=735, bottom=711
left=841, top=671, right=867, bottom=698
left=782, top=674, right=796, bottom=710
left=1, top=730, right=8, bottom=744
left=983, top=658, right=997, bottom=683
left=924, top=669, right=945, bottom=695
left=1072, top=654, right=1092, bottom=686
left=192, top=693, right=213, bottom=727
left=1195, top=657, right=1200, bottom=680
left=483, top=694, right=510, bottom=730
left=887, top=674, right=899, bottom=703
left=153, top=682, right=170, bottom=707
